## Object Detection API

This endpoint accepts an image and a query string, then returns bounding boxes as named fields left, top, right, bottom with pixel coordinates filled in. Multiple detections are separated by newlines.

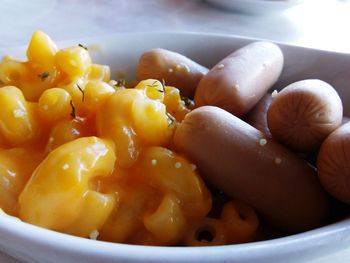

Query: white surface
left=0, top=0, right=350, bottom=53
left=1, top=32, right=350, bottom=263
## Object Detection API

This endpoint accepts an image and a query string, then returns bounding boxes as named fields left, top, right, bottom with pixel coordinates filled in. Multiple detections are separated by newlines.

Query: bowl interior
left=1, top=32, right=350, bottom=263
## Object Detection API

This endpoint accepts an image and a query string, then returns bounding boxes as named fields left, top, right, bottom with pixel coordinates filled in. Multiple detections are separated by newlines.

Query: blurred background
left=1, top=0, right=350, bottom=53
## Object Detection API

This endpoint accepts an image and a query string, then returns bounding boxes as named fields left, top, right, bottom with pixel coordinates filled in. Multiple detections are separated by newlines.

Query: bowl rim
left=1, top=214, right=350, bottom=262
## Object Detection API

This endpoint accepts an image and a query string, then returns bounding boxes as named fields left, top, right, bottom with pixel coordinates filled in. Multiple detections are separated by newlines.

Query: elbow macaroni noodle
left=0, top=31, right=259, bottom=246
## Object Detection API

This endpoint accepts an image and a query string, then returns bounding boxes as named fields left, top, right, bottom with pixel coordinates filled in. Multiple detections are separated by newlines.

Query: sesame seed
left=62, top=163, right=70, bottom=170
left=151, top=159, right=157, bottom=166
left=13, top=109, right=25, bottom=118
left=217, top=64, right=225, bottom=69
left=259, top=138, right=267, bottom=146
left=42, top=104, right=49, bottom=111
left=48, top=137, right=54, bottom=143
left=168, top=68, right=174, bottom=73
left=174, top=162, right=182, bottom=169
left=180, top=63, right=190, bottom=73
left=271, top=90, right=278, bottom=98
left=275, top=157, right=282, bottom=164
left=89, top=230, right=99, bottom=240
left=190, top=164, right=197, bottom=171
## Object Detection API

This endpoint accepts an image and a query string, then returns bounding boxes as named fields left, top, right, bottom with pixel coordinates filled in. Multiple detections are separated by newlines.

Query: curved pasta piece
left=221, top=200, right=259, bottom=244
left=183, top=217, right=226, bottom=246
left=18, top=136, right=116, bottom=230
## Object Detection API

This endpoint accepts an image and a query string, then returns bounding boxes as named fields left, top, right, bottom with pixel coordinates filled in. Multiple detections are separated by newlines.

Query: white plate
left=1, top=32, right=350, bottom=263
left=205, top=0, right=306, bottom=14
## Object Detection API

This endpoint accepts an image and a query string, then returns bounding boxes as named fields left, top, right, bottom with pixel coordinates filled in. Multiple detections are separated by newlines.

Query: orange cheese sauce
left=0, top=31, right=258, bottom=246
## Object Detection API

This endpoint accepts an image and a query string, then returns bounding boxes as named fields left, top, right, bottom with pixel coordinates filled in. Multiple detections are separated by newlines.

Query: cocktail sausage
left=174, top=106, right=330, bottom=233
left=195, top=42, right=283, bottom=117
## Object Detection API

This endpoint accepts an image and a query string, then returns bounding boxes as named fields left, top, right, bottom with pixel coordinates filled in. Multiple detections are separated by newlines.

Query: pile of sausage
left=137, top=42, right=349, bottom=235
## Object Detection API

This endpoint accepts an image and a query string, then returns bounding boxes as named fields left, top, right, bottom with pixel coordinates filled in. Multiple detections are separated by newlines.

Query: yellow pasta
left=62, top=191, right=116, bottom=238
left=96, top=89, right=144, bottom=168
left=130, top=97, right=169, bottom=146
left=99, top=183, right=161, bottom=244
left=0, top=148, right=43, bottom=216
left=55, top=46, right=92, bottom=78
left=45, top=118, right=94, bottom=153
left=19, top=66, right=60, bottom=102
left=27, top=31, right=57, bottom=69
left=19, top=137, right=116, bottom=230
left=38, top=88, right=72, bottom=122
left=221, top=200, right=259, bottom=244
left=0, top=57, right=28, bottom=85
left=183, top=217, right=226, bottom=246
left=98, top=146, right=211, bottom=245
left=83, top=80, right=115, bottom=112
left=163, top=85, right=192, bottom=121
left=136, top=147, right=212, bottom=222
left=0, top=86, right=40, bottom=146
left=0, top=31, right=260, bottom=246
left=88, top=64, right=111, bottom=82
left=60, top=76, right=89, bottom=116
left=143, top=194, right=187, bottom=245
left=135, top=79, right=165, bottom=101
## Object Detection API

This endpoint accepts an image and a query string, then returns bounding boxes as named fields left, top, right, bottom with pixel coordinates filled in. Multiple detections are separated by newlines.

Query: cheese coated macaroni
left=0, top=31, right=259, bottom=246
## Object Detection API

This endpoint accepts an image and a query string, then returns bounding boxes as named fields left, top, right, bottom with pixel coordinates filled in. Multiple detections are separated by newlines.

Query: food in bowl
left=0, top=31, right=348, bottom=251
left=0, top=31, right=260, bottom=246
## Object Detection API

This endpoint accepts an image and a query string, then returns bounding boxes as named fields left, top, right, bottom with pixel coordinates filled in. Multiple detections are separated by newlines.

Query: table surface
left=1, top=0, right=350, bottom=53
left=1, top=0, right=350, bottom=262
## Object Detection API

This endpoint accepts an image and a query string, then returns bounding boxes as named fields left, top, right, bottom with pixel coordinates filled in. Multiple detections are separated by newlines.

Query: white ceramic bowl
left=1, top=32, right=350, bottom=263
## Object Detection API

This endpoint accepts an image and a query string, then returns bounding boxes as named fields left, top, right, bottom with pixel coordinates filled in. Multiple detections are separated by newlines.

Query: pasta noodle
left=0, top=31, right=259, bottom=246
left=183, top=200, right=259, bottom=246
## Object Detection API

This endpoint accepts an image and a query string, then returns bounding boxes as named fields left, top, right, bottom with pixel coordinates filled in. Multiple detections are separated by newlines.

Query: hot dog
left=194, top=41, right=283, bottom=117
left=137, top=48, right=208, bottom=98
left=173, top=106, right=330, bottom=233
left=267, top=79, right=343, bottom=152
left=244, top=93, right=272, bottom=138
left=317, top=122, right=350, bottom=204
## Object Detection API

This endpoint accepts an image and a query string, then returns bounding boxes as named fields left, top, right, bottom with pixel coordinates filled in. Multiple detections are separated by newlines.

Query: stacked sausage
left=137, top=43, right=348, bottom=235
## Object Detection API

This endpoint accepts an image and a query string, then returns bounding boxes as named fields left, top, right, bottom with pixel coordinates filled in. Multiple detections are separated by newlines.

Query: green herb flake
left=146, top=80, right=159, bottom=89
left=181, top=96, right=194, bottom=108
left=76, top=84, right=85, bottom=102
left=114, top=79, right=126, bottom=88
left=38, top=71, right=49, bottom=81
left=70, top=100, right=76, bottom=119
left=160, top=78, right=166, bottom=93
left=78, top=43, right=88, bottom=50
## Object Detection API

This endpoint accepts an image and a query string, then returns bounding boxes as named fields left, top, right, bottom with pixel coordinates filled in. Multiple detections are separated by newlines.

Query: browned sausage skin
left=267, top=79, right=343, bottom=153
left=194, top=41, right=283, bottom=117
left=317, top=122, right=350, bottom=204
left=137, top=48, right=209, bottom=98
left=174, top=106, right=330, bottom=233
